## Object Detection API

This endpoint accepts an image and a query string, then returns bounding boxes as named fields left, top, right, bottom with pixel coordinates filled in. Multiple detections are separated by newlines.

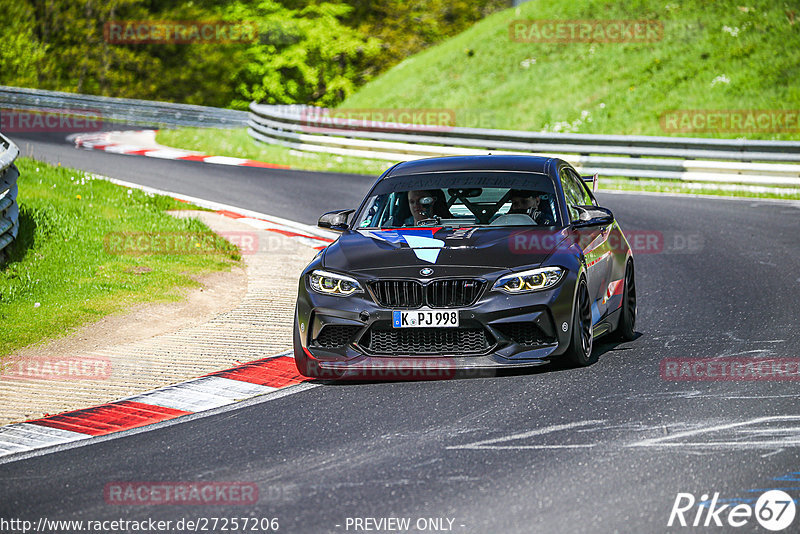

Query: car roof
left=383, top=155, right=555, bottom=178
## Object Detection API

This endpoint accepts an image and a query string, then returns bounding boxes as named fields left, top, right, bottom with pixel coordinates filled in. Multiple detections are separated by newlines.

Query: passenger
left=508, top=189, right=553, bottom=225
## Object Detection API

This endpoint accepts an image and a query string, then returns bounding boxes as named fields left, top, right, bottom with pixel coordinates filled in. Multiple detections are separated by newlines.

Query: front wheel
left=563, top=278, right=596, bottom=367
left=611, top=261, right=636, bottom=341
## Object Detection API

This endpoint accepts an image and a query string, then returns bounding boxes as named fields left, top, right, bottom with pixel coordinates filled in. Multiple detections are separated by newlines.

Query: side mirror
left=572, top=206, right=614, bottom=227
left=318, top=209, right=354, bottom=231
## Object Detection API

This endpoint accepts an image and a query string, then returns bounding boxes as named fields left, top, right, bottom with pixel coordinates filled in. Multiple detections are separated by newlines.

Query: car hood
left=322, top=227, right=571, bottom=273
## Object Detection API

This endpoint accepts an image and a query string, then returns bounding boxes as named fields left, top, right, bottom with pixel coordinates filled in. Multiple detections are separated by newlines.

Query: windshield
left=353, top=171, right=562, bottom=229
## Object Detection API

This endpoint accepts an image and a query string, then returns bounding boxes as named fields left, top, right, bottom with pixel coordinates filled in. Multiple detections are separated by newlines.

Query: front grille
left=369, top=281, right=424, bottom=308
left=362, top=327, right=490, bottom=355
left=427, top=279, right=484, bottom=308
left=494, top=322, right=554, bottom=346
left=369, top=279, right=484, bottom=308
left=313, top=325, right=361, bottom=348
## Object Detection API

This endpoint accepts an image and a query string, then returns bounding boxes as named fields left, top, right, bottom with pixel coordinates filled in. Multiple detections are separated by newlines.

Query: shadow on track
left=309, top=331, right=645, bottom=386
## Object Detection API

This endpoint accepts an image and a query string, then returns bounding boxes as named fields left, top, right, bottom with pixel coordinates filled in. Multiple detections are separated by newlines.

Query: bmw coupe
left=293, top=155, right=636, bottom=378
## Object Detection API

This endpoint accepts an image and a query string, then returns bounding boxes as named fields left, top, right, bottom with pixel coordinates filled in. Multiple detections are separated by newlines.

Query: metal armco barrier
left=0, top=133, right=20, bottom=261
left=0, top=86, right=247, bottom=128
left=248, top=104, right=800, bottom=186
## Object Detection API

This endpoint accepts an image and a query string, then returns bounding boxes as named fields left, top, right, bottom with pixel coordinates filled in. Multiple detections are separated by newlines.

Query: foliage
left=0, top=2, right=50, bottom=88
left=226, top=1, right=381, bottom=107
left=280, top=0, right=511, bottom=78
left=25, top=0, right=160, bottom=98
left=0, top=0, right=508, bottom=108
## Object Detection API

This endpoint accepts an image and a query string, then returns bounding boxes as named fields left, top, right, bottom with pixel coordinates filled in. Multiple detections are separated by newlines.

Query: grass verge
left=0, top=157, right=240, bottom=357
left=598, top=178, right=800, bottom=200
left=341, top=0, right=800, bottom=139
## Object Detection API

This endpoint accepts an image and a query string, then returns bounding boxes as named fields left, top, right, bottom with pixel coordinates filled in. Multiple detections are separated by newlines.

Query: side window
left=561, top=169, right=582, bottom=222
left=561, top=168, right=594, bottom=221
left=568, top=169, right=595, bottom=205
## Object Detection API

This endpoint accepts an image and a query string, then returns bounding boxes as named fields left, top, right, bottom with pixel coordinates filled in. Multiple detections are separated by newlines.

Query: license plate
left=392, top=310, right=459, bottom=328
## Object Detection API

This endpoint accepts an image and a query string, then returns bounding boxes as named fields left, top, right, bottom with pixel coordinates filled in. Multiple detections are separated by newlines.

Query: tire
left=611, top=261, right=636, bottom=342
left=563, top=278, right=595, bottom=367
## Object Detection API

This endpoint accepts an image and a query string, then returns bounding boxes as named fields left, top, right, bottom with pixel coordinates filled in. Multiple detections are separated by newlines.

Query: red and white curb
left=0, top=180, right=337, bottom=462
left=71, top=130, right=290, bottom=170
left=0, top=353, right=313, bottom=460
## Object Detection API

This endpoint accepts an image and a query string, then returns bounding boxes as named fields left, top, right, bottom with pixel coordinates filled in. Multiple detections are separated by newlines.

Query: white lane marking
left=139, top=149, right=195, bottom=159
left=0, top=423, right=91, bottom=456
left=739, top=427, right=800, bottom=434
left=203, top=156, right=249, bottom=165
left=629, top=416, right=800, bottom=449
left=102, top=144, right=144, bottom=154
left=447, top=420, right=606, bottom=450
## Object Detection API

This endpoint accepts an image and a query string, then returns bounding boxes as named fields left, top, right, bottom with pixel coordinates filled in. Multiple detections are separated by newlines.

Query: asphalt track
left=3, top=131, right=800, bottom=533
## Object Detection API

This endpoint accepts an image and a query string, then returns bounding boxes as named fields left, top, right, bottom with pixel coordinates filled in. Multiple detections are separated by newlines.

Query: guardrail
left=248, top=104, right=800, bottom=186
left=0, top=133, right=20, bottom=262
left=0, top=86, right=247, bottom=129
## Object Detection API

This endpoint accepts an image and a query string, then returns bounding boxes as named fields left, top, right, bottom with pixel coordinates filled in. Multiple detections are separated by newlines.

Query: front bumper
left=295, top=268, right=579, bottom=371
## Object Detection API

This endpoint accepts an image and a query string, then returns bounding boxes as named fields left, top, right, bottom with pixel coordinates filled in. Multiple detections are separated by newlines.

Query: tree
left=0, top=2, right=50, bottom=88
left=228, top=1, right=381, bottom=106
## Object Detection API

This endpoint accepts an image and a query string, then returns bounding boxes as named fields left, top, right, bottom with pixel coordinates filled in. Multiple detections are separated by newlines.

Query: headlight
left=493, top=267, right=564, bottom=293
left=309, top=270, right=363, bottom=296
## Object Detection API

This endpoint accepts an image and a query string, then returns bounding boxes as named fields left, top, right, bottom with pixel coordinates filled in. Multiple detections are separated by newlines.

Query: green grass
left=156, top=127, right=390, bottom=176
left=0, top=157, right=240, bottom=357
left=599, top=178, right=800, bottom=200
left=340, top=0, right=800, bottom=139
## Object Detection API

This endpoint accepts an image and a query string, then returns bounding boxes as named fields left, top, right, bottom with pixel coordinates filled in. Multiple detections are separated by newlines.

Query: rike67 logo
left=668, top=490, right=796, bottom=530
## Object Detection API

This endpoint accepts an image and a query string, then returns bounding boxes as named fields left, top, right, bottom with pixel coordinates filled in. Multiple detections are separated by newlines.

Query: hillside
left=340, top=0, right=800, bottom=139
